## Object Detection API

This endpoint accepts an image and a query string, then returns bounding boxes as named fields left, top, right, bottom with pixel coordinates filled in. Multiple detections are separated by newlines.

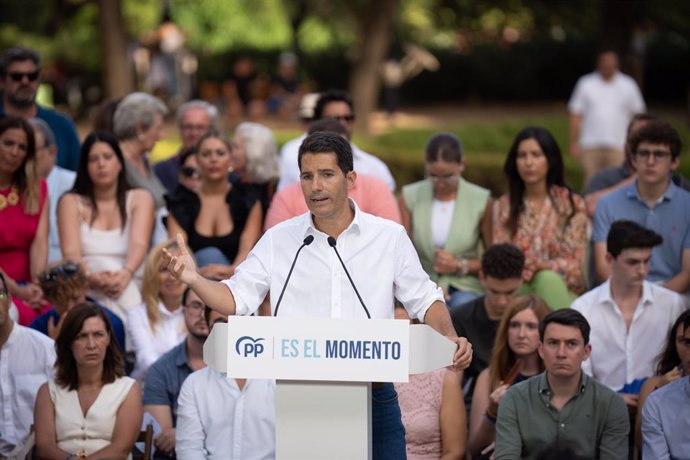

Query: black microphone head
left=327, top=236, right=337, bottom=247
left=303, top=235, right=315, bottom=245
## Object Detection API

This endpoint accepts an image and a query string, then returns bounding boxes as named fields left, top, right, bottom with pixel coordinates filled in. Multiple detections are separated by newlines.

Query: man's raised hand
left=162, top=234, right=199, bottom=286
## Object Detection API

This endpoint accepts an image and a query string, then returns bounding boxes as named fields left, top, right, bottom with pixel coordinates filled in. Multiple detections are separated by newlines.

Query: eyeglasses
left=8, top=71, right=40, bottom=82
left=330, top=115, right=355, bottom=123
left=635, top=149, right=672, bottom=160
left=180, top=124, right=210, bottom=133
left=180, top=166, right=200, bottom=179
left=184, top=301, right=206, bottom=311
left=42, top=261, right=80, bottom=283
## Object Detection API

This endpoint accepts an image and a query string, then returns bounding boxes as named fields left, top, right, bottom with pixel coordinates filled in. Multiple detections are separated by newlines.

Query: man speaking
left=163, top=131, right=473, bottom=458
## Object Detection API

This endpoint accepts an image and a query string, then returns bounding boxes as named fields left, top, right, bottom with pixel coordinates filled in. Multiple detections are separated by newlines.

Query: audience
left=593, top=119, right=690, bottom=295
left=29, top=118, right=76, bottom=264
left=57, top=131, right=154, bottom=323
left=176, top=306, right=276, bottom=459
left=265, top=118, right=401, bottom=229
left=493, top=126, right=588, bottom=309
left=451, top=243, right=525, bottom=399
left=34, top=302, right=142, bottom=459
left=165, top=129, right=262, bottom=279
left=572, top=221, right=687, bottom=406
left=33, top=260, right=125, bottom=352
left=469, top=295, right=550, bottom=458
left=495, top=309, right=629, bottom=459
left=127, top=240, right=186, bottom=381
left=634, top=309, right=690, bottom=451
left=0, top=271, right=55, bottom=458
left=0, top=116, right=50, bottom=325
left=143, top=287, right=209, bottom=459
left=154, top=99, right=218, bottom=194
left=400, top=132, right=492, bottom=310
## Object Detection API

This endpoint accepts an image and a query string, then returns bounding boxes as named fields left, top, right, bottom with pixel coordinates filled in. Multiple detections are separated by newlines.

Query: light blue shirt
left=642, top=375, right=690, bottom=460
left=593, top=180, right=690, bottom=283
left=46, top=166, right=75, bottom=263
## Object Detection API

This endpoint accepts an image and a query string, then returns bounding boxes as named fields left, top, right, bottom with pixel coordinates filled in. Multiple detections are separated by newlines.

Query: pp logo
left=235, top=336, right=266, bottom=357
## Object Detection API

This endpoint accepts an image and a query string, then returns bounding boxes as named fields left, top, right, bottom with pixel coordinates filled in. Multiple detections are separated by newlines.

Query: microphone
left=327, top=236, right=371, bottom=319
left=274, top=235, right=314, bottom=317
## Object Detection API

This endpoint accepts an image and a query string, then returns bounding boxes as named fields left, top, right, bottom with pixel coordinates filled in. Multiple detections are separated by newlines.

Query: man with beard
left=0, top=47, right=81, bottom=171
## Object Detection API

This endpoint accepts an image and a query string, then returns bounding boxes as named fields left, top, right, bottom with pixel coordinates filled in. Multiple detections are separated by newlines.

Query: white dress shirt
left=127, top=301, right=186, bottom=381
left=46, top=166, right=76, bottom=263
left=224, top=200, right=444, bottom=320
left=571, top=280, right=687, bottom=391
left=0, top=323, right=55, bottom=456
left=568, top=71, right=646, bottom=150
left=276, top=133, right=396, bottom=192
left=175, top=367, right=275, bottom=460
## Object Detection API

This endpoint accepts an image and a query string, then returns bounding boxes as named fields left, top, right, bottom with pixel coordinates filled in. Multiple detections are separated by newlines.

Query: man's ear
left=346, top=170, right=356, bottom=190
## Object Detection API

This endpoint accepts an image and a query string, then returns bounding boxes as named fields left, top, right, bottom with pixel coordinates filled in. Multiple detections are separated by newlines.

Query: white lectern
left=204, top=316, right=456, bottom=460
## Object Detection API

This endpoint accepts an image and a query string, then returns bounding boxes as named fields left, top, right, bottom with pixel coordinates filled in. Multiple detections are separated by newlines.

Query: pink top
left=264, top=173, right=401, bottom=230
left=394, top=368, right=446, bottom=460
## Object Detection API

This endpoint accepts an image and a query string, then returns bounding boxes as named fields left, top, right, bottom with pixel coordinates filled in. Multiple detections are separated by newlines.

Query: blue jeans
left=447, top=287, right=480, bottom=313
left=194, top=247, right=231, bottom=268
left=372, top=383, right=406, bottom=460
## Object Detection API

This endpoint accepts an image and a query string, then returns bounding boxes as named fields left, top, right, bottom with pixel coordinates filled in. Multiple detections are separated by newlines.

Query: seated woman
left=34, top=302, right=142, bottom=459
left=166, top=130, right=262, bottom=279
left=468, top=295, right=550, bottom=459
left=634, top=310, right=690, bottom=451
left=400, top=133, right=491, bottom=311
left=127, top=240, right=186, bottom=381
left=0, top=116, right=50, bottom=325
left=492, top=127, right=588, bottom=309
left=393, top=307, right=466, bottom=459
left=58, top=132, right=154, bottom=323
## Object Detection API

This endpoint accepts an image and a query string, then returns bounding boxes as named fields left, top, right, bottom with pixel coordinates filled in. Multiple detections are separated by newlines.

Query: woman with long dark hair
left=493, top=127, right=588, bottom=309
left=58, top=132, right=154, bottom=323
left=34, top=302, right=142, bottom=458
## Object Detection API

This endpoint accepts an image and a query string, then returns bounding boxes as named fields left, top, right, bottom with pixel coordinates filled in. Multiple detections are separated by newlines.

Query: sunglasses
left=180, top=166, right=200, bottom=179
left=8, top=70, right=40, bottom=82
left=43, top=261, right=80, bottom=283
left=330, top=114, right=355, bottom=123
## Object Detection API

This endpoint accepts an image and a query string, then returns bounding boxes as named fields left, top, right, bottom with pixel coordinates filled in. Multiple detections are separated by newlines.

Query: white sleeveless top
left=79, top=192, right=143, bottom=322
left=49, top=377, right=135, bottom=459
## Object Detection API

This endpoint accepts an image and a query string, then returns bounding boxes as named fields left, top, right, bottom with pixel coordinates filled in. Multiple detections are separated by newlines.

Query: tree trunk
left=98, top=0, right=134, bottom=99
left=349, top=0, right=399, bottom=135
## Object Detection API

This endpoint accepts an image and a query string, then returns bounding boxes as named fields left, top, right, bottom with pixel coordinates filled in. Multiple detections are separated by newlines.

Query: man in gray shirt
left=495, top=309, right=629, bottom=460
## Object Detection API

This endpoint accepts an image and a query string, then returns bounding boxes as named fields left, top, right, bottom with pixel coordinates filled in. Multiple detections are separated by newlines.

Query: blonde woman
left=127, top=240, right=186, bottom=381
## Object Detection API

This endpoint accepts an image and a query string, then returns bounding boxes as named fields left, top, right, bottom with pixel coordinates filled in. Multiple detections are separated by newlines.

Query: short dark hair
left=0, top=47, right=41, bottom=77
left=54, top=302, right=124, bottom=391
left=307, top=118, right=350, bottom=139
left=629, top=119, right=682, bottom=159
left=539, top=309, right=591, bottom=344
left=179, top=145, right=197, bottom=167
left=607, top=220, right=663, bottom=258
left=313, top=89, right=353, bottom=121
left=182, top=286, right=194, bottom=306
left=425, top=133, right=463, bottom=164
left=481, top=244, right=525, bottom=280
left=298, top=131, right=353, bottom=175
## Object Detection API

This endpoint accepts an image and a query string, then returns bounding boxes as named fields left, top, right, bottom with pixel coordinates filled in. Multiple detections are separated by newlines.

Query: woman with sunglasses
left=34, top=302, right=142, bottom=459
left=399, top=133, right=492, bottom=312
left=166, top=129, right=262, bottom=279
left=468, top=295, right=550, bottom=459
left=58, top=131, right=154, bottom=324
left=0, top=116, right=50, bottom=325
left=493, top=127, right=588, bottom=309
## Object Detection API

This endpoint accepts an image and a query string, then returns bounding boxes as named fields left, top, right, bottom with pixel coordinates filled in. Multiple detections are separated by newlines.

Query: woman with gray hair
left=113, top=92, right=168, bottom=210
left=232, top=122, right=280, bottom=212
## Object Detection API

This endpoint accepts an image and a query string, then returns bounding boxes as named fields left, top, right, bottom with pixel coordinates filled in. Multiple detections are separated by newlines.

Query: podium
left=203, top=316, right=456, bottom=459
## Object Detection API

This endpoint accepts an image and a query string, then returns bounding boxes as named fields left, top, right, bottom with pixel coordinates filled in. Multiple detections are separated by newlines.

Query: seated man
left=143, top=287, right=209, bottom=459
left=593, top=119, right=690, bottom=294
left=451, top=243, right=524, bottom=397
left=572, top=221, right=687, bottom=405
left=0, top=272, right=55, bottom=457
left=176, top=307, right=276, bottom=459
left=495, top=309, right=629, bottom=460
left=32, top=260, right=126, bottom=351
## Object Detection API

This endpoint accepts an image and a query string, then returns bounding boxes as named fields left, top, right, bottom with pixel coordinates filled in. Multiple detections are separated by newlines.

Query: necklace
left=0, top=186, right=19, bottom=211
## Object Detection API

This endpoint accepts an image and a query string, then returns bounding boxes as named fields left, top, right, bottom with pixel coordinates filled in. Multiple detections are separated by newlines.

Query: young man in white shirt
left=572, top=220, right=687, bottom=408
left=163, top=131, right=472, bottom=458
left=0, top=272, right=55, bottom=457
